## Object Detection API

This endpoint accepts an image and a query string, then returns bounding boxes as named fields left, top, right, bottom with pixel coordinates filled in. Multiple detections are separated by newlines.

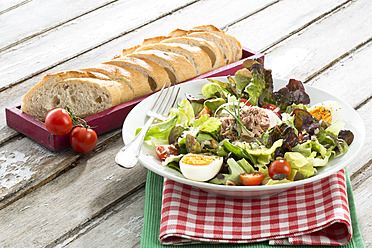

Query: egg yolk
left=181, top=155, right=214, bottom=166
left=309, top=106, right=332, bottom=123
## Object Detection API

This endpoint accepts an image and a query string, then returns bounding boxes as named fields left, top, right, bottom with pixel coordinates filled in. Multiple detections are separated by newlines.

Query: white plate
left=122, top=77, right=365, bottom=198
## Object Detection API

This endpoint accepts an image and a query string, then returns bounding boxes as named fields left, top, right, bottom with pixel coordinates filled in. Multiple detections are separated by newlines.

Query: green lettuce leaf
left=199, top=117, right=221, bottom=140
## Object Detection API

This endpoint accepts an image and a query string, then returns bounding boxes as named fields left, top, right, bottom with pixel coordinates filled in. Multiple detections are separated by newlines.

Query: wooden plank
left=0, top=0, right=30, bottom=14
left=0, top=0, right=273, bottom=90
left=0, top=137, right=147, bottom=247
left=0, top=0, right=117, bottom=52
left=307, top=42, right=372, bottom=109
left=259, top=0, right=372, bottom=82
left=63, top=187, right=145, bottom=248
left=227, top=0, right=350, bottom=53
left=351, top=150, right=372, bottom=247
left=0, top=128, right=121, bottom=210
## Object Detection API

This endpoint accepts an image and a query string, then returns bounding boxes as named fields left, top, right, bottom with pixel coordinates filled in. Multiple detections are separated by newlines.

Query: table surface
left=1, top=0, right=371, bottom=247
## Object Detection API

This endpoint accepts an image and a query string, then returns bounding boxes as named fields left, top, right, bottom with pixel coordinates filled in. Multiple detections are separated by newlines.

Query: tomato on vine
left=69, top=126, right=97, bottom=153
left=45, top=108, right=73, bottom=136
left=44, top=106, right=98, bottom=153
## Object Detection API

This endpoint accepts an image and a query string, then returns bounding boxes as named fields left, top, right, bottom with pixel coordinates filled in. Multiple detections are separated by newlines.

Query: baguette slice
left=192, top=25, right=242, bottom=62
left=135, top=43, right=212, bottom=75
left=127, top=50, right=197, bottom=84
left=160, top=36, right=224, bottom=69
left=21, top=74, right=123, bottom=120
left=103, top=56, right=170, bottom=91
left=169, top=29, right=233, bottom=65
left=81, top=64, right=150, bottom=99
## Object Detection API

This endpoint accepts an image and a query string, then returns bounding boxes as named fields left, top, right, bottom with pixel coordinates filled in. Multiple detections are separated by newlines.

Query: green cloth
left=140, top=169, right=364, bottom=248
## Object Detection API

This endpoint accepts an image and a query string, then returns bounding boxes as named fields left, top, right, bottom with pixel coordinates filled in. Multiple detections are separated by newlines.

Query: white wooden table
left=1, top=0, right=371, bottom=247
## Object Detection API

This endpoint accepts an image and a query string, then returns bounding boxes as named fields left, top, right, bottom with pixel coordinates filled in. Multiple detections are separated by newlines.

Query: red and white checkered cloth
left=159, top=169, right=352, bottom=246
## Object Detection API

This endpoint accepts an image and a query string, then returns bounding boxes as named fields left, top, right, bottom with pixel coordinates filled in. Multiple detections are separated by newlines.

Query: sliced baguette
left=127, top=50, right=197, bottom=84
left=135, top=43, right=212, bottom=75
left=21, top=75, right=123, bottom=120
left=81, top=64, right=151, bottom=99
left=169, top=29, right=233, bottom=65
left=192, top=25, right=242, bottom=62
left=103, top=56, right=170, bottom=91
left=160, top=36, right=225, bottom=69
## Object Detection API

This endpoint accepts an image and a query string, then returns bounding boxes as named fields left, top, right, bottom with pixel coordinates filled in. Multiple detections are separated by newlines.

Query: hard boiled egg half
left=179, top=154, right=223, bottom=182
left=308, top=100, right=342, bottom=124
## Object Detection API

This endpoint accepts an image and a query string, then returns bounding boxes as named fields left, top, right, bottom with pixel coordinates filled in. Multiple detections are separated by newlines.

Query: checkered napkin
left=159, top=169, right=352, bottom=246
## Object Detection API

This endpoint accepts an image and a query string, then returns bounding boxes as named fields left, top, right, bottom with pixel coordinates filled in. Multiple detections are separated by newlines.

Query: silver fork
left=115, top=82, right=180, bottom=168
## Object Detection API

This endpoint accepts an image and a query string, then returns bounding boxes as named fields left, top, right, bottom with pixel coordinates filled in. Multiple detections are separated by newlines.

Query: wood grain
left=64, top=187, right=145, bottom=248
left=0, top=0, right=198, bottom=90
left=227, top=0, right=350, bottom=52
left=0, top=137, right=147, bottom=247
left=0, top=0, right=117, bottom=52
left=262, top=0, right=372, bottom=81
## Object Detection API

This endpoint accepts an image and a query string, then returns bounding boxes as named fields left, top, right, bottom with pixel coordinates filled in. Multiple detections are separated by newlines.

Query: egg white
left=262, top=109, right=282, bottom=128
left=308, top=100, right=342, bottom=123
left=179, top=154, right=223, bottom=182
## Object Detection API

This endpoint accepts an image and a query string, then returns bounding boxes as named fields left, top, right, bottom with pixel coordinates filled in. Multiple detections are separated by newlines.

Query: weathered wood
left=307, top=42, right=372, bottom=110
left=0, top=137, right=147, bottom=247
left=0, top=0, right=117, bottom=52
left=0, top=129, right=121, bottom=210
left=0, top=0, right=276, bottom=90
left=351, top=152, right=372, bottom=247
left=63, top=187, right=145, bottom=248
left=0, top=0, right=199, bottom=90
left=261, top=0, right=372, bottom=82
left=227, top=0, right=350, bottom=53
left=0, top=0, right=30, bottom=14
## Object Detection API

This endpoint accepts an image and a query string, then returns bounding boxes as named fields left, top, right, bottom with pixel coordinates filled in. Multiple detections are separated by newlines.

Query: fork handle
left=115, top=116, right=155, bottom=168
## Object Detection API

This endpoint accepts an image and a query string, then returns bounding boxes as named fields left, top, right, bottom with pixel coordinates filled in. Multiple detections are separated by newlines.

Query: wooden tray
left=6, top=47, right=263, bottom=151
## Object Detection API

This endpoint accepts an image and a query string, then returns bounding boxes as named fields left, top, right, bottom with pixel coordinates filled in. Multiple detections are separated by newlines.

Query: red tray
left=6, top=47, right=263, bottom=151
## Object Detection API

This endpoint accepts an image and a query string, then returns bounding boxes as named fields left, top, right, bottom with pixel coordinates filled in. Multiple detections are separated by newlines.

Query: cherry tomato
left=196, top=106, right=210, bottom=119
left=45, top=108, right=73, bottom=136
left=261, top=104, right=281, bottom=118
left=155, top=145, right=178, bottom=161
left=69, top=127, right=97, bottom=153
left=269, top=159, right=291, bottom=180
left=240, top=99, right=252, bottom=107
left=240, top=172, right=264, bottom=186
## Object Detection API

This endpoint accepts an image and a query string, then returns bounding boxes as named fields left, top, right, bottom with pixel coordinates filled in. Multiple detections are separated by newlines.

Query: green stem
left=222, top=107, right=251, bottom=136
left=64, top=106, right=90, bottom=128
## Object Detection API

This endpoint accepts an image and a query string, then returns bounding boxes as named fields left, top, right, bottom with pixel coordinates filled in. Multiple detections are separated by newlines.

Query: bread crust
left=192, top=24, right=242, bottom=62
left=81, top=64, right=150, bottom=99
left=160, top=36, right=225, bottom=69
left=135, top=43, right=212, bottom=75
left=103, top=56, right=170, bottom=91
left=127, top=50, right=197, bottom=84
left=169, top=29, right=234, bottom=64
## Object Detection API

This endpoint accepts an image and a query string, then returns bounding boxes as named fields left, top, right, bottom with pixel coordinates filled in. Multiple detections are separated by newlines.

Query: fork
left=115, top=81, right=180, bottom=168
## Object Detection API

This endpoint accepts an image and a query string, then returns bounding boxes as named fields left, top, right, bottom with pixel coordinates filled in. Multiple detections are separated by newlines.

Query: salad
left=139, top=59, right=354, bottom=186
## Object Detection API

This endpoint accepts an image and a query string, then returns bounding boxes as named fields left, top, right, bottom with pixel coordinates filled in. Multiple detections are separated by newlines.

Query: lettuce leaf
left=143, top=98, right=194, bottom=144
left=209, top=158, right=254, bottom=185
